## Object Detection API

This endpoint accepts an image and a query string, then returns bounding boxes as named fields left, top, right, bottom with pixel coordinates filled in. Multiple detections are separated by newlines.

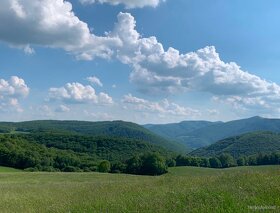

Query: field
left=0, top=166, right=21, bottom=172
left=0, top=166, right=279, bottom=212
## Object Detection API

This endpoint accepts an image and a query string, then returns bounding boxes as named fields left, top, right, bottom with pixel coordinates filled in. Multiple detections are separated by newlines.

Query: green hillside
left=0, top=133, right=172, bottom=172
left=0, top=120, right=188, bottom=153
left=0, top=166, right=21, bottom=172
left=20, top=132, right=170, bottom=162
left=145, top=116, right=280, bottom=149
left=190, top=131, right=280, bottom=158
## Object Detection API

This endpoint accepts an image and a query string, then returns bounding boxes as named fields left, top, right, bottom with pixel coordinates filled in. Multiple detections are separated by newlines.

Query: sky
left=1, top=0, right=280, bottom=124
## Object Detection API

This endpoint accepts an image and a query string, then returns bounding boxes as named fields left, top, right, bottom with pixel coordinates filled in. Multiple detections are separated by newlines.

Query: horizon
left=0, top=115, right=271, bottom=125
left=1, top=0, right=280, bottom=123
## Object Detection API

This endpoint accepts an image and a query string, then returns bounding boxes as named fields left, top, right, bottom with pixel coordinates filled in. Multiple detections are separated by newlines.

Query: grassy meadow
left=0, top=166, right=21, bottom=172
left=0, top=166, right=279, bottom=212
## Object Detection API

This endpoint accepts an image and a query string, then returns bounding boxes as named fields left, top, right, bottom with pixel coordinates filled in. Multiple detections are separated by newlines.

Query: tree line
left=0, top=134, right=279, bottom=176
left=175, top=152, right=280, bottom=168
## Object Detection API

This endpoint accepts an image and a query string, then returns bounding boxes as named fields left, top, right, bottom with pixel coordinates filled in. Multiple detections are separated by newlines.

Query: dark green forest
left=190, top=131, right=280, bottom=158
left=0, top=121, right=280, bottom=175
left=0, top=133, right=172, bottom=175
left=0, top=120, right=188, bottom=153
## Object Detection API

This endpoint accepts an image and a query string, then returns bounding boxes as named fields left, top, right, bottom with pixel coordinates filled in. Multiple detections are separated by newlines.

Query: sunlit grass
left=0, top=166, right=21, bottom=172
left=0, top=166, right=279, bottom=212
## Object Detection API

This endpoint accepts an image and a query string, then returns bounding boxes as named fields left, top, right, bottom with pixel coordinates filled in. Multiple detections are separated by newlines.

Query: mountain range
left=144, top=116, right=280, bottom=149
left=2, top=116, right=280, bottom=156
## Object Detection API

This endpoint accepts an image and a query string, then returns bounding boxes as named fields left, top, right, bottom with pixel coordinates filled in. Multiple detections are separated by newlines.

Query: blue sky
left=0, top=0, right=280, bottom=123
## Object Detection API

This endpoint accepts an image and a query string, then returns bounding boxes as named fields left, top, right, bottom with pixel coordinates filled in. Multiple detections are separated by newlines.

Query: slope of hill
left=144, top=120, right=218, bottom=141
left=0, top=133, right=172, bottom=171
left=20, top=132, right=170, bottom=162
left=145, top=116, right=280, bottom=149
left=190, top=131, right=280, bottom=158
left=0, top=120, right=188, bottom=153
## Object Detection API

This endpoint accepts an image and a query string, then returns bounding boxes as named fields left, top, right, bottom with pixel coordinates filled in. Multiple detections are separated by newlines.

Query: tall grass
left=0, top=166, right=279, bottom=212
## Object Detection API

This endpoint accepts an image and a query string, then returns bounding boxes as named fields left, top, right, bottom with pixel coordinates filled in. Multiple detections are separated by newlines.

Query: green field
left=0, top=166, right=21, bottom=172
left=0, top=166, right=279, bottom=212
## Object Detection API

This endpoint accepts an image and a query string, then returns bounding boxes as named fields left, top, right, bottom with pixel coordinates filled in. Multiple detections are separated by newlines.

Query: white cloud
left=87, top=76, right=103, bottom=87
left=1, top=1, right=280, bottom=117
left=106, top=13, right=280, bottom=98
left=212, top=95, right=271, bottom=112
left=79, top=0, right=163, bottom=9
left=0, top=0, right=120, bottom=58
left=105, top=13, right=280, bottom=114
left=99, top=92, right=113, bottom=104
left=0, top=98, right=23, bottom=112
left=0, top=76, right=29, bottom=112
left=122, top=94, right=200, bottom=117
left=0, top=76, right=29, bottom=98
left=49, top=82, right=113, bottom=105
left=10, top=0, right=26, bottom=19
left=23, top=44, right=35, bottom=55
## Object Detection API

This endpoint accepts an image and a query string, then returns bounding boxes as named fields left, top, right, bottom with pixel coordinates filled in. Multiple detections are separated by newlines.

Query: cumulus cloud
left=48, top=82, right=113, bottom=105
left=0, top=76, right=29, bottom=98
left=87, top=76, right=103, bottom=87
left=0, top=0, right=119, bottom=58
left=79, top=0, right=163, bottom=8
left=106, top=13, right=280, bottom=97
left=99, top=92, right=113, bottom=104
left=1, top=0, right=280, bottom=115
left=0, top=76, right=29, bottom=112
left=105, top=13, right=280, bottom=114
left=122, top=94, right=200, bottom=117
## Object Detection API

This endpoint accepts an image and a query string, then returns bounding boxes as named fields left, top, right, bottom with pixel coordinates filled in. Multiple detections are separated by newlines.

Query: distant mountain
left=144, top=121, right=218, bottom=141
left=185, top=116, right=280, bottom=148
left=144, top=120, right=221, bottom=149
left=144, top=116, right=280, bottom=149
left=0, top=120, right=188, bottom=153
left=190, top=131, right=280, bottom=158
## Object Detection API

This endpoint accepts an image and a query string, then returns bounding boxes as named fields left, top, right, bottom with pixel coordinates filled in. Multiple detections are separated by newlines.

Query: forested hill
left=144, top=120, right=219, bottom=141
left=18, top=133, right=171, bottom=162
left=0, top=132, right=172, bottom=172
left=0, top=120, right=188, bottom=153
left=145, top=116, right=280, bottom=149
left=190, top=131, right=280, bottom=158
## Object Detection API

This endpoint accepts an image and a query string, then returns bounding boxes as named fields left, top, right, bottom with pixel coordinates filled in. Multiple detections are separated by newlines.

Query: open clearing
left=0, top=166, right=279, bottom=212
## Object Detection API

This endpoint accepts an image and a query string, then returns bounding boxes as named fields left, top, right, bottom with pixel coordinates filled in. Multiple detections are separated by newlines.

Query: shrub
left=200, top=158, right=210, bottom=167
left=209, top=157, right=222, bottom=168
left=237, top=157, right=246, bottom=166
left=140, top=153, right=168, bottom=176
left=62, top=166, right=81, bottom=172
left=98, top=160, right=111, bottom=173
left=166, top=158, right=176, bottom=167
left=218, top=153, right=236, bottom=168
